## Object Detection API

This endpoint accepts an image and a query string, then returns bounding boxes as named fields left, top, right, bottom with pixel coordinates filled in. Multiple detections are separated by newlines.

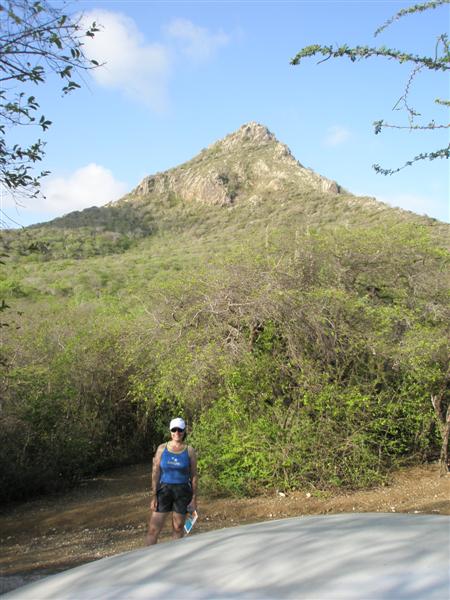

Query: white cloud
left=81, top=10, right=172, bottom=111
left=40, top=164, right=128, bottom=214
left=324, top=126, right=351, bottom=147
left=166, top=18, right=230, bottom=62
left=80, top=11, right=231, bottom=111
left=377, top=192, right=449, bottom=222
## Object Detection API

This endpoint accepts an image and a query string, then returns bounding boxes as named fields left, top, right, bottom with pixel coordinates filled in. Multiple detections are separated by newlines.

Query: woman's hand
left=150, top=495, right=158, bottom=512
left=187, top=496, right=197, bottom=512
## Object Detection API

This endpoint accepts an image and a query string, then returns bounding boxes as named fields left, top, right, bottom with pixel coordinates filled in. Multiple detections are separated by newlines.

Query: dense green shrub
left=0, top=318, right=153, bottom=502
left=190, top=358, right=438, bottom=495
left=0, top=218, right=448, bottom=502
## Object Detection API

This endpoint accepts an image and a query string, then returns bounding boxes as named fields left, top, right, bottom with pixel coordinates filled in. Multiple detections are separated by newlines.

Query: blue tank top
left=160, top=445, right=190, bottom=484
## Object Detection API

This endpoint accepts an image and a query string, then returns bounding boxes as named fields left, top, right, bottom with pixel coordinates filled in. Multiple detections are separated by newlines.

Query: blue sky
left=2, top=0, right=449, bottom=227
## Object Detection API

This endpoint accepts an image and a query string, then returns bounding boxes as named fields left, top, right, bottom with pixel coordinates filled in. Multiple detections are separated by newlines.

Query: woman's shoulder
left=187, top=445, right=197, bottom=457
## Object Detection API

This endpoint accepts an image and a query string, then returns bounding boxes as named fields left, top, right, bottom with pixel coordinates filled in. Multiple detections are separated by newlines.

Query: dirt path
left=1, top=463, right=449, bottom=595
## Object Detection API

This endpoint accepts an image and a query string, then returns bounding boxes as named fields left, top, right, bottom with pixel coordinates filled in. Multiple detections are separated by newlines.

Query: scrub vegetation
left=1, top=124, right=449, bottom=503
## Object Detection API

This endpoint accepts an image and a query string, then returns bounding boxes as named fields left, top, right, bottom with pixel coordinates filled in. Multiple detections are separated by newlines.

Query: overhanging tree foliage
left=0, top=0, right=99, bottom=210
left=291, top=0, right=450, bottom=175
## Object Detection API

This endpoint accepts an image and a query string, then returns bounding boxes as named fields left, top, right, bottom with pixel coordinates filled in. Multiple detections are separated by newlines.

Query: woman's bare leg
left=172, top=512, right=186, bottom=540
left=146, top=511, right=167, bottom=545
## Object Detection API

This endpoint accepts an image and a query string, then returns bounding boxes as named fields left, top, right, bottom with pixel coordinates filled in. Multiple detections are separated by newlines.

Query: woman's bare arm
left=188, top=446, right=198, bottom=511
left=150, top=444, right=164, bottom=511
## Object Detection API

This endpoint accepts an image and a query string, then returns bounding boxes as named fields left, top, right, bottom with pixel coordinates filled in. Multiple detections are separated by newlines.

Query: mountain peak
left=223, top=121, right=276, bottom=144
left=205, top=121, right=288, bottom=157
left=128, top=123, right=341, bottom=206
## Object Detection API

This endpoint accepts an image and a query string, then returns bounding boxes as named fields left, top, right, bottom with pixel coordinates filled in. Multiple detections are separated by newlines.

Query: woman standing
left=146, top=417, right=198, bottom=545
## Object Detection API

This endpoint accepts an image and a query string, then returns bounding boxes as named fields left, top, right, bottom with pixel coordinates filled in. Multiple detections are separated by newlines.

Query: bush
left=190, top=355, right=438, bottom=495
left=1, top=221, right=447, bottom=501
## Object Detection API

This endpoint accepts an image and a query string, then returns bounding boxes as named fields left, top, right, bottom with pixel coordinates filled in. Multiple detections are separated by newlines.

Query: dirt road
left=1, top=462, right=449, bottom=595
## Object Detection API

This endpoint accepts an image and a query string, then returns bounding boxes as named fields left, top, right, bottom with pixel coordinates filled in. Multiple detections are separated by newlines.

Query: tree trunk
left=431, top=394, right=450, bottom=475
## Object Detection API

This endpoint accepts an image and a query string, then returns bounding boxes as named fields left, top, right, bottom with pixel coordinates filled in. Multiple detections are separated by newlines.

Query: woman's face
left=170, top=427, right=185, bottom=442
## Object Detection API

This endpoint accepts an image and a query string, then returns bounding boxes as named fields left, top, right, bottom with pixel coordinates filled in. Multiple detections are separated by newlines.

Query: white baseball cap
left=170, top=417, right=186, bottom=431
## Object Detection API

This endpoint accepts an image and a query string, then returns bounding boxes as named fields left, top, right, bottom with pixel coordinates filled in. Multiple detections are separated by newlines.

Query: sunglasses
left=171, top=427, right=185, bottom=433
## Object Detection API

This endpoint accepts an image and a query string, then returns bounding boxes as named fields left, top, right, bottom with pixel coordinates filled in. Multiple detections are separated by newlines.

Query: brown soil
left=1, top=463, right=449, bottom=595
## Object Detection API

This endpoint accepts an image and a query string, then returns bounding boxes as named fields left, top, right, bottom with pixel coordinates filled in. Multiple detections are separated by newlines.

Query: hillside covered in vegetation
left=1, top=123, right=449, bottom=502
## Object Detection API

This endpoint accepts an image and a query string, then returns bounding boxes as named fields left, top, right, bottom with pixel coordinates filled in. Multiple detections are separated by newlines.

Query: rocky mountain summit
left=28, top=121, right=446, bottom=240
left=124, top=122, right=341, bottom=208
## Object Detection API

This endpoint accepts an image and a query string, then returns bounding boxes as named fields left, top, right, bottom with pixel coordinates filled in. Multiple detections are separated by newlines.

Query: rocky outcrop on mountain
left=127, top=122, right=341, bottom=207
left=36, top=121, right=445, bottom=238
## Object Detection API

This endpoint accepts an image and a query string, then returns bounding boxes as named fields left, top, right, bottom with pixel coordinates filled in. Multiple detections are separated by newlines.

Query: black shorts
left=156, top=483, right=192, bottom=514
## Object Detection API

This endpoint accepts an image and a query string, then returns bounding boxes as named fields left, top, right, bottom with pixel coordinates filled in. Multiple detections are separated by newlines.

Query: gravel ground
left=1, top=462, right=449, bottom=595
